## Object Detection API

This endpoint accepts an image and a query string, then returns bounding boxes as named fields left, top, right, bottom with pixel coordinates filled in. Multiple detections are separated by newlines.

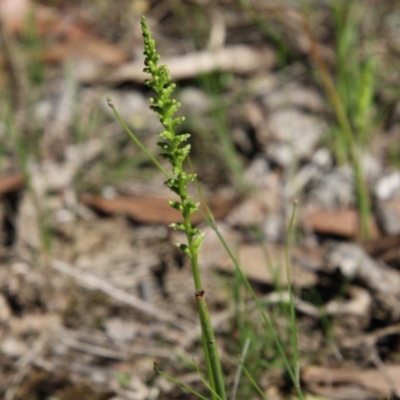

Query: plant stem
left=285, top=200, right=300, bottom=388
left=139, top=16, right=226, bottom=399
left=196, top=290, right=226, bottom=400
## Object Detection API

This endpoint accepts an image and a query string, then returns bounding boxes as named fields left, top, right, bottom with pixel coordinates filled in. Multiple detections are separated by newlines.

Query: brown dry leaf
left=0, top=1, right=59, bottom=37
left=44, top=34, right=127, bottom=66
left=0, top=2, right=127, bottom=66
left=217, top=243, right=317, bottom=288
left=0, top=173, right=24, bottom=196
left=302, top=364, right=400, bottom=398
left=81, top=194, right=180, bottom=224
left=199, top=224, right=318, bottom=287
left=305, top=208, right=380, bottom=239
left=80, top=193, right=237, bottom=225
left=43, top=14, right=127, bottom=66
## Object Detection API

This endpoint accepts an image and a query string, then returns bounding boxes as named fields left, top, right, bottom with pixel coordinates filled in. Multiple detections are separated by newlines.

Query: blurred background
left=1, top=1, right=400, bottom=399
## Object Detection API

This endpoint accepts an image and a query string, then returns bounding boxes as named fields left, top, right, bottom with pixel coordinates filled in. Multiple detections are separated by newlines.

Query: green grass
left=332, top=0, right=377, bottom=155
left=329, top=0, right=376, bottom=239
left=302, top=1, right=375, bottom=239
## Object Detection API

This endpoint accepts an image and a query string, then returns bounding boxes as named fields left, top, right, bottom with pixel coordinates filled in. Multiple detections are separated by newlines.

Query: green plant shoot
left=140, top=16, right=226, bottom=400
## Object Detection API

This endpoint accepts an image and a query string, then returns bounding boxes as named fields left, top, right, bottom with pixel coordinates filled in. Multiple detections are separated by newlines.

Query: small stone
left=265, top=142, right=293, bottom=167
left=375, top=198, right=400, bottom=235
left=262, top=82, right=325, bottom=113
left=1, top=336, right=28, bottom=358
left=263, top=214, right=284, bottom=242
left=265, top=109, right=325, bottom=165
left=361, top=152, right=382, bottom=182
left=104, top=317, right=137, bottom=344
left=306, top=166, right=355, bottom=209
left=179, top=87, right=210, bottom=115
left=375, top=171, right=400, bottom=200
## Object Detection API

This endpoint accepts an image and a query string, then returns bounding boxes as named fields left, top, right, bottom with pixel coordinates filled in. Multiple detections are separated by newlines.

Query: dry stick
left=78, top=46, right=275, bottom=84
left=51, top=259, right=193, bottom=332
left=341, top=322, right=400, bottom=349
left=366, top=348, right=399, bottom=399
left=56, top=327, right=172, bottom=359
left=4, top=331, right=50, bottom=400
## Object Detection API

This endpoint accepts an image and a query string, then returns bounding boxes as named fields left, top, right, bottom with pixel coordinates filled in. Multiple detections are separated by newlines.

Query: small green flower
left=141, top=17, right=226, bottom=399
left=141, top=16, right=205, bottom=272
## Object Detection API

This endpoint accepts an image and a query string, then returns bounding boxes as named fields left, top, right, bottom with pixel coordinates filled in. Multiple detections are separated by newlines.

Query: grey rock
left=265, top=109, right=325, bottom=166
left=262, top=82, right=325, bottom=113
left=179, top=87, right=211, bottom=115
left=104, top=317, right=137, bottom=344
left=375, top=171, right=400, bottom=200
left=375, top=200, right=400, bottom=235
left=306, top=166, right=355, bottom=209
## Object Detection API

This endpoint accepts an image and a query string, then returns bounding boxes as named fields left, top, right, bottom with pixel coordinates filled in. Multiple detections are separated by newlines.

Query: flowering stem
left=140, top=16, right=226, bottom=400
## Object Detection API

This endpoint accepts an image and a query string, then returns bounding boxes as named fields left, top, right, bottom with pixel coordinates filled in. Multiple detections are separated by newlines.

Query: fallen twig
left=52, top=259, right=193, bottom=331
left=77, top=46, right=275, bottom=84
